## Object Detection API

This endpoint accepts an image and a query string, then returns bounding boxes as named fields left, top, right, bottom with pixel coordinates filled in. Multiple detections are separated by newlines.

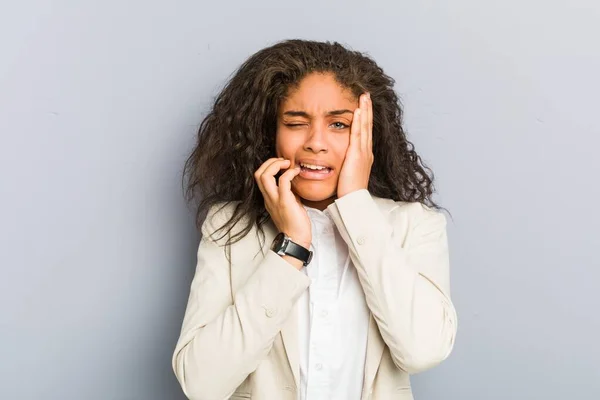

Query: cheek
left=276, top=131, right=303, bottom=158
left=275, top=141, right=289, bottom=159
left=274, top=131, right=285, bottom=157
left=332, top=136, right=351, bottom=166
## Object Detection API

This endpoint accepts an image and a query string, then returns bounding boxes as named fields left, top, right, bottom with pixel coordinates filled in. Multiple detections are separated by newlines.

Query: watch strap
left=284, top=240, right=312, bottom=266
left=272, top=232, right=313, bottom=267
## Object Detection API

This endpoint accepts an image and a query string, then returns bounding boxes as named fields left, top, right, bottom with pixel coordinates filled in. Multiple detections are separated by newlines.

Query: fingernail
left=367, top=92, right=371, bottom=99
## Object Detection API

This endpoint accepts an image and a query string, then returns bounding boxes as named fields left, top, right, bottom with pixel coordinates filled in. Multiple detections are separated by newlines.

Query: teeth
left=300, top=163, right=328, bottom=170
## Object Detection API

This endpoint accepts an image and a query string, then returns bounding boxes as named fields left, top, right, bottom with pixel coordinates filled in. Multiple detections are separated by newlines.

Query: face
left=276, top=73, right=357, bottom=210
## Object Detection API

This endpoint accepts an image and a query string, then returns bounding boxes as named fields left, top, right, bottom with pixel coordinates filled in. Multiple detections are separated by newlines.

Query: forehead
left=280, top=73, right=356, bottom=112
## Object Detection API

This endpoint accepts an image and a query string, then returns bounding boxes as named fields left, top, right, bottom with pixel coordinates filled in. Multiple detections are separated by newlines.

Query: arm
left=327, top=190, right=457, bottom=374
left=172, top=206, right=310, bottom=400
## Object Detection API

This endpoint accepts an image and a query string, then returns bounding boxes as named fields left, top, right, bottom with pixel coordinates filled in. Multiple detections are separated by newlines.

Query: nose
left=303, top=124, right=328, bottom=154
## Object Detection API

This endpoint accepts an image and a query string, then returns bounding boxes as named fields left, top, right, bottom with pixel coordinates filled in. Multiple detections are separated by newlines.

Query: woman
left=173, top=39, right=457, bottom=400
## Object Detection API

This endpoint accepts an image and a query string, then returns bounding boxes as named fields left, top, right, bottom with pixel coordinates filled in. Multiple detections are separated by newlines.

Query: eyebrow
left=282, top=109, right=354, bottom=117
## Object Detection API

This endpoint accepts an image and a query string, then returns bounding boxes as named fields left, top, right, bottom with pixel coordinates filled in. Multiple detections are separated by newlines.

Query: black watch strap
left=271, top=232, right=313, bottom=267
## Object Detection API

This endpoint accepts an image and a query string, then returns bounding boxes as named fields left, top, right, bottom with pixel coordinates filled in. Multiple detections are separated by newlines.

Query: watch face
left=272, top=232, right=286, bottom=252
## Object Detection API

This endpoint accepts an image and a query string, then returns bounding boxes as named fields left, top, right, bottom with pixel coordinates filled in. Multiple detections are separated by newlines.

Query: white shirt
left=297, top=206, right=370, bottom=400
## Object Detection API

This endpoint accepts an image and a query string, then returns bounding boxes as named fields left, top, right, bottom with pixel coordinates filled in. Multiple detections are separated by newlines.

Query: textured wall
left=1, top=1, right=599, bottom=399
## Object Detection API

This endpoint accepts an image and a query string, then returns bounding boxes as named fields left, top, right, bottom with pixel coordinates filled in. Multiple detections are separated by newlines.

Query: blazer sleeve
left=172, top=205, right=311, bottom=400
left=326, top=189, right=457, bottom=374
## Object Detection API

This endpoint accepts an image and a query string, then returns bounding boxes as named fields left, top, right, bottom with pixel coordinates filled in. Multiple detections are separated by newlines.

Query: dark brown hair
left=184, top=39, right=439, bottom=246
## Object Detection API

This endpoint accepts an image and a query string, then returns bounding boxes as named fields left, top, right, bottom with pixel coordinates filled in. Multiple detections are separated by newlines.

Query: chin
left=293, top=181, right=336, bottom=202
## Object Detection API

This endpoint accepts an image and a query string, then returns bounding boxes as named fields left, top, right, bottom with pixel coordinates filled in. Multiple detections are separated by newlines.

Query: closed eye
left=284, top=123, right=307, bottom=128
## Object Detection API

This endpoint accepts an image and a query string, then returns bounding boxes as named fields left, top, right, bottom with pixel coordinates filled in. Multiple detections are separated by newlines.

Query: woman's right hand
left=254, top=158, right=312, bottom=250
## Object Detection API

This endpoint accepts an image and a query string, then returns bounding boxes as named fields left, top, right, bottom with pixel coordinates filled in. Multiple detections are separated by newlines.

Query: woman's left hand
left=337, top=93, right=374, bottom=198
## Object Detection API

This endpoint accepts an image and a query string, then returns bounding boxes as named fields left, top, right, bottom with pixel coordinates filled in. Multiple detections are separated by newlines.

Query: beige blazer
left=172, top=189, right=457, bottom=400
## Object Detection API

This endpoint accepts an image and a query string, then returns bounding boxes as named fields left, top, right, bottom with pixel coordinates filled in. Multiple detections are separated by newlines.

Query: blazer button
left=265, top=308, right=277, bottom=318
left=357, top=235, right=367, bottom=245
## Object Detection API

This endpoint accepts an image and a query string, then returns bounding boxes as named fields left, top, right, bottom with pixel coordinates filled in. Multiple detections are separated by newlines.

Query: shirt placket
left=306, top=215, right=338, bottom=400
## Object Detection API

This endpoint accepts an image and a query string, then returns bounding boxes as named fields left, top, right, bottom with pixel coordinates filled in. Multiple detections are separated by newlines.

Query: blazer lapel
left=280, top=306, right=300, bottom=388
left=362, top=314, right=385, bottom=399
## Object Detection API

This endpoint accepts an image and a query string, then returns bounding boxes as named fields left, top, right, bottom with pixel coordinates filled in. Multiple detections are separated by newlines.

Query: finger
left=262, top=158, right=290, bottom=178
left=260, top=159, right=290, bottom=201
left=278, top=166, right=301, bottom=199
left=254, top=158, right=280, bottom=201
left=255, top=157, right=283, bottom=180
left=367, top=93, right=373, bottom=151
left=350, top=106, right=361, bottom=150
left=361, top=93, right=369, bottom=150
left=255, top=157, right=284, bottom=195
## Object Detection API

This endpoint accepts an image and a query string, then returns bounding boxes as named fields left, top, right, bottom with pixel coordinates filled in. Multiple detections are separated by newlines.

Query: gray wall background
left=1, top=0, right=599, bottom=399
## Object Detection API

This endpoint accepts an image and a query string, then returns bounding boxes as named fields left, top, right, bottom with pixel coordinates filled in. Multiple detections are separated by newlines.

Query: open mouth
left=297, top=162, right=334, bottom=180
left=299, top=162, right=332, bottom=174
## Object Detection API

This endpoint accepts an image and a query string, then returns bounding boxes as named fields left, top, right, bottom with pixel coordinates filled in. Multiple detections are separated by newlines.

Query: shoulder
left=372, top=194, right=447, bottom=231
left=202, top=201, right=248, bottom=243
left=204, top=202, right=240, bottom=229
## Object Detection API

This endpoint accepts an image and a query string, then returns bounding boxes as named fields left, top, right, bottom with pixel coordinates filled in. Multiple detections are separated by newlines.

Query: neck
left=301, top=196, right=336, bottom=211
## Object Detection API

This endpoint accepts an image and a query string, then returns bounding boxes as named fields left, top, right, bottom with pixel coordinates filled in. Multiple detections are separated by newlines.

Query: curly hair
left=183, top=39, right=439, bottom=246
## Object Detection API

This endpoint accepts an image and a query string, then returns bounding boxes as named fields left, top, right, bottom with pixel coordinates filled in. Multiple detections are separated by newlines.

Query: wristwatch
left=271, top=232, right=313, bottom=267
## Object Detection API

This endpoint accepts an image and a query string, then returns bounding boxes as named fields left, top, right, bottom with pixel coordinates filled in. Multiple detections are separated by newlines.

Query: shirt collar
left=302, top=204, right=332, bottom=218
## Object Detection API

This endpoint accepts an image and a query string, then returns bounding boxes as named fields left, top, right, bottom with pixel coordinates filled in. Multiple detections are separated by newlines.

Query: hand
left=254, top=158, right=312, bottom=250
left=337, top=93, right=374, bottom=198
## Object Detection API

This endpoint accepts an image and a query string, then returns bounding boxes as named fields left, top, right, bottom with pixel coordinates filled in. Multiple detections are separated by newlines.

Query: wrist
left=286, top=233, right=311, bottom=249
left=281, top=255, right=305, bottom=271
left=337, top=186, right=367, bottom=198
left=291, top=238, right=311, bottom=249
left=271, top=232, right=313, bottom=268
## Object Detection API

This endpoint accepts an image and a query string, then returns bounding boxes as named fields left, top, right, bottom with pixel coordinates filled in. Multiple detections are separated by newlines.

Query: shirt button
left=357, top=235, right=367, bottom=245
left=320, top=310, right=328, bottom=318
left=315, top=363, right=323, bottom=371
left=265, top=308, right=277, bottom=318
